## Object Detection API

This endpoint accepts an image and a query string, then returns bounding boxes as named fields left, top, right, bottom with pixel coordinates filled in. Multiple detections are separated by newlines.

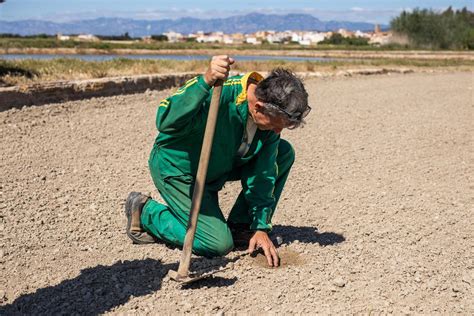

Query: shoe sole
left=125, top=192, right=154, bottom=245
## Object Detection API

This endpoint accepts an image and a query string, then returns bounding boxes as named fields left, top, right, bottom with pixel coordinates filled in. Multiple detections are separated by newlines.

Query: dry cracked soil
left=0, top=72, right=473, bottom=315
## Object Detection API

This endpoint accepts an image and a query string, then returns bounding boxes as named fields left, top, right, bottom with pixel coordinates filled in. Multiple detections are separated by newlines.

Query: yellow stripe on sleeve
left=159, top=99, right=170, bottom=107
left=224, top=79, right=242, bottom=86
left=173, top=77, right=198, bottom=96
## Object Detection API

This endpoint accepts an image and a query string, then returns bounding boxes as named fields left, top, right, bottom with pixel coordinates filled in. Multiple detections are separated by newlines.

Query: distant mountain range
left=0, top=13, right=388, bottom=36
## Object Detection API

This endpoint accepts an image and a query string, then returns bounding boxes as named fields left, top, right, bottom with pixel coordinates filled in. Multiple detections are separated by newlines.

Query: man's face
left=252, top=101, right=292, bottom=134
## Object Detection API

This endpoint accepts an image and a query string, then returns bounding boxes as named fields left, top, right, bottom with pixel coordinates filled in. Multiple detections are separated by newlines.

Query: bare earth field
left=1, top=72, right=473, bottom=314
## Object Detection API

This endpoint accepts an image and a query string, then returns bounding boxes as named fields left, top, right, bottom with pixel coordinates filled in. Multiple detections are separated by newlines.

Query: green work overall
left=141, top=72, right=295, bottom=257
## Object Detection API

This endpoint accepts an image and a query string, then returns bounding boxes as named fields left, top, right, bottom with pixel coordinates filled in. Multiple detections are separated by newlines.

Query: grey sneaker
left=124, top=192, right=156, bottom=244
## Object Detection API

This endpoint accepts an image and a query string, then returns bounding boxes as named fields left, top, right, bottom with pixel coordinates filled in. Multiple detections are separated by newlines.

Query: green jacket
left=153, top=72, right=279, bottom=231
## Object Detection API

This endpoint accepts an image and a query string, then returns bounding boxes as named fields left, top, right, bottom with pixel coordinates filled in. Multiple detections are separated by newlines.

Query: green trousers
left=141, top=139, right=295, bottom=257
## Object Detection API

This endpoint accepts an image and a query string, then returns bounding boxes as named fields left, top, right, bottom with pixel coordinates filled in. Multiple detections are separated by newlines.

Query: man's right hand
left=204, top=55, right=235, bottom=86
left=248, top=230, right=280, bottom=267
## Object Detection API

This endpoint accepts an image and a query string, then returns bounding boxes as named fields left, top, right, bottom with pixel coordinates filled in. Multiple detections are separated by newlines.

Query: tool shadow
left=1, top=258, right=170, bottom=315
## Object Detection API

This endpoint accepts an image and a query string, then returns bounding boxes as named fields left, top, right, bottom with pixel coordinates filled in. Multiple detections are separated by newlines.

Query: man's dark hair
left=255, top=68, right=309, bottom=125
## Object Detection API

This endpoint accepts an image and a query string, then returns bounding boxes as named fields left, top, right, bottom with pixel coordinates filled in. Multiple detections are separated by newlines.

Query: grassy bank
left=0, top=37, right=422, bottom=52
left=1, top=57, right=473, bottom=87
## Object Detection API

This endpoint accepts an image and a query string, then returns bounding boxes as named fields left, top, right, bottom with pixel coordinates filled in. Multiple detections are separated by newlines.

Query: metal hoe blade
left=168, top=266, right=229, bottom=285
left=167, top=270, right=211, bottom=285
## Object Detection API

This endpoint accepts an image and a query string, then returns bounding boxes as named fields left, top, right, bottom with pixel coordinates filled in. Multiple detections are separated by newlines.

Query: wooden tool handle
left=176, top=79, right=223, bottom=278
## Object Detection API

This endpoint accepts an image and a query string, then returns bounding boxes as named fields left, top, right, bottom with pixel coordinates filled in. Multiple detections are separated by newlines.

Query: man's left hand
left=248, top=230, right=280, bottom=267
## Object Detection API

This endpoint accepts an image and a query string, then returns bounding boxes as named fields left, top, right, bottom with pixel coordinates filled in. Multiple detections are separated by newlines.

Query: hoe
left=168, top=79, right=227, bottom=284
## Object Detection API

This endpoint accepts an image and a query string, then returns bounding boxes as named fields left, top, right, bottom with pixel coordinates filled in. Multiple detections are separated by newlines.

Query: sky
left=0, top=0, right=472, bottom=24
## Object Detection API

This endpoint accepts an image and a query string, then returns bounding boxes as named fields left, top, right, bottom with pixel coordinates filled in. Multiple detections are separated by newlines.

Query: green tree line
left=391, top=7, right=474, bottom=49
left=319, top=33, right=369, bottom=46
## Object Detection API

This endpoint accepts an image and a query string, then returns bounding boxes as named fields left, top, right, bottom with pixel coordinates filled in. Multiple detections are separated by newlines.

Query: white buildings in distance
left=159, top=26, right=394, bottom=46
left=58, top=26, right=397, bottom=46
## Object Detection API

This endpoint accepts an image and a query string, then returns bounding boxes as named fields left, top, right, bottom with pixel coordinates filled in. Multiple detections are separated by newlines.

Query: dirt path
left=1, top=72, right=473, bottom=314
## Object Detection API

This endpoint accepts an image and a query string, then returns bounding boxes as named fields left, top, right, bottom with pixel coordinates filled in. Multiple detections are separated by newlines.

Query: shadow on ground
left=272, top=225, right=345, bottom=246
left=1, top=256, right=240, bottom=314
left=1, top=259, right=169, bottom=315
